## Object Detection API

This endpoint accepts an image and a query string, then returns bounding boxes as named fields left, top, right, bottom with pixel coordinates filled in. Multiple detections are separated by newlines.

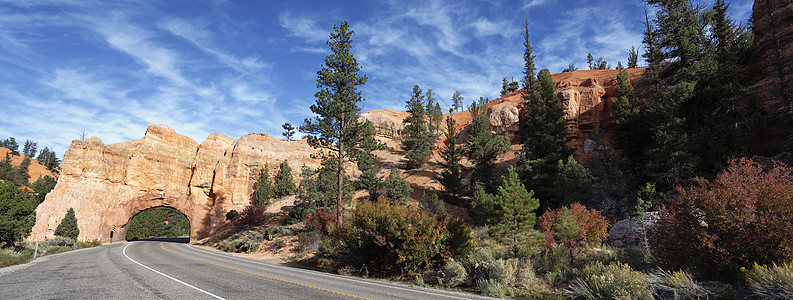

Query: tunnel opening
left=125, top=206, right=190, bottom=242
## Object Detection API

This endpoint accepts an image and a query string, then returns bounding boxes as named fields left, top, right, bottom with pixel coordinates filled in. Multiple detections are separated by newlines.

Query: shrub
left=567, top=261, right=652, bottom=300
left=235, top=204, right=266, bottom=228
left=476, top=278, right=512, bottom=298
left=744, top=261, right=793, bottom=299
left=0, top=247, right=32, bottom=268
left=538, top=203, right=609, bottom=250
left=332, top=199, right=475, bottom=277
left=652, top=158, right=793, bottom=280
left=295, top=231, right=322, bottom=253
left=260, top=226, right=293, bottom=240
left=225, top=210, right=239, bottom=221
left=305, top=209, right=336, bottom=232
left=80, top=240, right=101, bottom=248
left=218, top=231, right=263, bottom=253
left=438, top=259, right=467, bottom=288
left=649, top=269, right=710, bottom=299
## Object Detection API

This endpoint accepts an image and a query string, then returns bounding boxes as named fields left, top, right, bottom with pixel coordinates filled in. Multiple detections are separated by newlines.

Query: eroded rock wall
left=30, top=124, right=320, bottom=243
left=752, top=0, right=793, bottom=111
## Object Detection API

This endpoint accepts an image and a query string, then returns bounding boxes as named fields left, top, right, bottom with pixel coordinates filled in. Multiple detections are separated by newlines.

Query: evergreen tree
left=355, top=120, right=385, bottom=199
left=451, top=91, right=463, bottom=113
left=1, top=138, right=19, bottom=155
left=466, top=97, right=509, bottom=190
left=518, top=22, right=579, bottom=210
left=587, top=53, right=595, bottom=70
left=627, top=46, right=639, bottom=68
left=425, top=89, right=437, bottom=134
left=438, top=116, right=464, bottom=203
left=0, top=181, right=35, bottom=246
left=282, top=122, right=295, bottom=141
left=299, top=21, right=378, bottom=224
left=488, top=166, right=542, bottom=253
left=254, top=164, right=274, bottom=206
left=432, top=102, right=443, bottom=136
left=55, top=207, right=79, bottom=240
left=274, top=160, right=296, bottom=197
left=562, top=64, right=578, bottom=72
left=377, top=168, right=413, bottom=205
left=401, top=85, right=435, bottom=169
left=31, top=176, right=57, bottom=205
left=22, top=140, right=37, bottom=159
left=500, top=77, right=519, bottom=96
left=13, top=157, right=31, bottom=186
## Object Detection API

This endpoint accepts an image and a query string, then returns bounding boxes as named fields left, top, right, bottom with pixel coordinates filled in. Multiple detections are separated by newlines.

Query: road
left=0, top=238, right=492, bottom=299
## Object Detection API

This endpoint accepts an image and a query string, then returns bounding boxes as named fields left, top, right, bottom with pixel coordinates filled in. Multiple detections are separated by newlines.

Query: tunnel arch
left=123, top=205, right=191, bottom=241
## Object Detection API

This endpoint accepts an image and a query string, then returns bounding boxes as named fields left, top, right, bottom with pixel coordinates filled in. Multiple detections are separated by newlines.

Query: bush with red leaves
left=652, top=158, right=793, bottom=280
left=235, top=204, right=267, bottom=227
left=305, top=209, right=336, bottom=232
left=538, top=203, right=610, bottom=249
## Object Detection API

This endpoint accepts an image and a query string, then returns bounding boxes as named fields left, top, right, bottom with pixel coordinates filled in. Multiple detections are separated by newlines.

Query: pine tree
left=562, top=64, right=578, bottom=72
left=0, top=181, right=36, bottom=245
left=489, top=166, right=541, bottom=248
left=1, top=138, right=19, bottom=155
left=55, top=207, right=79, bottom=240
left=432, top=102, right=443, bottom=136
left=425, top=89, right=437, bottom=134
left=15, top=157, right=30, bottom=186
left=31, top=175, right=57, bottom=205
left=466, top=97, right=509, bottom=190
left=22, top=140, right=37, bottom=159
left=627, top=46, right=639, bottom=68
left=518, top=21, right=578, bottom=210
left=274, top=160, right=296, bottom=197
left=282, top=123, right=295, bottom=141
left=377, top=168, right=413, bottom=205
left=254, top=164, right=274, bottom=206
left=401, top=85, right=435, bottom=169
left=439, top=116, right=464, bottom=203
left=451, top=91, right=463, bottom=113
left=355, top=120, right=385, bottom=199
left=299, top=21, right=379, bottom=224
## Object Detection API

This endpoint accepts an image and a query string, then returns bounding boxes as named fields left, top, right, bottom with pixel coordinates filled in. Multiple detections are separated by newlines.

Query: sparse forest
left=3, top=0, right=792, bottom=298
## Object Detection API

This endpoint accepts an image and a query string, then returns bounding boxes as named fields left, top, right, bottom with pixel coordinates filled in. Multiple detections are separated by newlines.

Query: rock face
left=752, top=0, right=793, bottom=111
left=359, top=110, right=408, bottom=139
left=30, top=125, right=320, bottom=243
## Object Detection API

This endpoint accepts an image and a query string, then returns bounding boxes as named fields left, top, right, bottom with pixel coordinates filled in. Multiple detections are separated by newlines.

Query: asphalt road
left=0, top=238, right=492, bottom=299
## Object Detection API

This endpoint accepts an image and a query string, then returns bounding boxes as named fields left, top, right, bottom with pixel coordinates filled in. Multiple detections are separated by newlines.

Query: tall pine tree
left=299, top=21, right=380, bottom=224
left=466, top=97, right=509, bottom=191
left=401, top=85, right=435, bottom=169
left=439, top=116, right=464, bottom=203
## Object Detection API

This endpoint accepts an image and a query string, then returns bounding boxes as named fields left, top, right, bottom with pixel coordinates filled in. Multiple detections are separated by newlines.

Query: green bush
left=218, top=231, right=263, bottom=253
left=567, top=261, right=652, bottom=300
left=0, top=247, right=32, bottom=268
left=55, top=208, right=79, bottom=239
left=332, top=199, right=475, bottom=277
left=0, top=181, right=36, bottom=246
left=438, top=259, right=467, bottom=288
left=476, top=278, right=512, bottom=298
left=744, top=261, right=793, bottom=299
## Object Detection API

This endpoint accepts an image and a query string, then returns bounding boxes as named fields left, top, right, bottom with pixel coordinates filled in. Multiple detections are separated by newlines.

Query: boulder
left=607, top=212, right=659, bottom=247
left=488, top=102, right=520, bottom=132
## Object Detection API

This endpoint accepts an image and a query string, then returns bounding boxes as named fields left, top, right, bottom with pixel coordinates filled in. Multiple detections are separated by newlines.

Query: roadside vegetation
left=208, top=1, right=793, bottom=298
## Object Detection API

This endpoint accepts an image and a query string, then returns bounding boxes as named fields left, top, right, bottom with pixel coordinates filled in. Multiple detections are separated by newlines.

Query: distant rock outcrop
left=752, top=0, right=793, bottom=111
left=30, top=125, right=320, bottom=243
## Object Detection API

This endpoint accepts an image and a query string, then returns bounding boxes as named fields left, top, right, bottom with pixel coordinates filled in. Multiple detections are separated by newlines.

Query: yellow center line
left=158, top=243, right=370, bottom=300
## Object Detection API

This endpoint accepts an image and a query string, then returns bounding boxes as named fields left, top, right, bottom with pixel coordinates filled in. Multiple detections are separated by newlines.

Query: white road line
left=184, top=244, right=478, bottom=300
left=122, top=243, right=226, bottom=300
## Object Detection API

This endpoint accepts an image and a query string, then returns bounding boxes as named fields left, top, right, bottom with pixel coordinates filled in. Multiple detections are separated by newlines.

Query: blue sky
left=0, top=0, right=753, bottom=157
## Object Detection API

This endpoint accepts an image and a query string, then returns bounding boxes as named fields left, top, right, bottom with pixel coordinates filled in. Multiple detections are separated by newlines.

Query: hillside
left=0, top=147, right=57, bottom=184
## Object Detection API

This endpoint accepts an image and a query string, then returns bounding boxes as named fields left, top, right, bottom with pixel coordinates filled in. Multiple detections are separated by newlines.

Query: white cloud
left=278, top=10, right=328, bottom=44
left=522, top=0, right=547, bottom=9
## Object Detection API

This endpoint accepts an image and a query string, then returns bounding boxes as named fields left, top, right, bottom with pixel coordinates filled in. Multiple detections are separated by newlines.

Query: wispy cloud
left=278, top=10, right=328, bottom=44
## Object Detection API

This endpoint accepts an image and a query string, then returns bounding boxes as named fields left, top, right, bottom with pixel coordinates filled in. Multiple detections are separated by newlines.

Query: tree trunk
left=337, top=115, right=345, bottom=225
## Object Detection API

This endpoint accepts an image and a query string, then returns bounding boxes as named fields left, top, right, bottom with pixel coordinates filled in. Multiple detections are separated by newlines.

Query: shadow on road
left=128, top=237, right=189, bottom=244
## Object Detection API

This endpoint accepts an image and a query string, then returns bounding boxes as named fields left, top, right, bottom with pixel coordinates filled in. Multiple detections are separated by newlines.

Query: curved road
left=0, top=238, right=491, bottom=299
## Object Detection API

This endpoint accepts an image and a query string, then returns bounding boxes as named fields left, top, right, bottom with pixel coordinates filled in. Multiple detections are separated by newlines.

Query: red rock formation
left=752, top=0, right=793, bottom=111
left=30, top=125, right=320, bottom=243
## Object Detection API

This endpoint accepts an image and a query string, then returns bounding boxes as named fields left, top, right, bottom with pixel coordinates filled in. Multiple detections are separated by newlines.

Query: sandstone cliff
left=30, top=125, right=320, bottom=243
left=752, top=0, right=793, bottom=111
